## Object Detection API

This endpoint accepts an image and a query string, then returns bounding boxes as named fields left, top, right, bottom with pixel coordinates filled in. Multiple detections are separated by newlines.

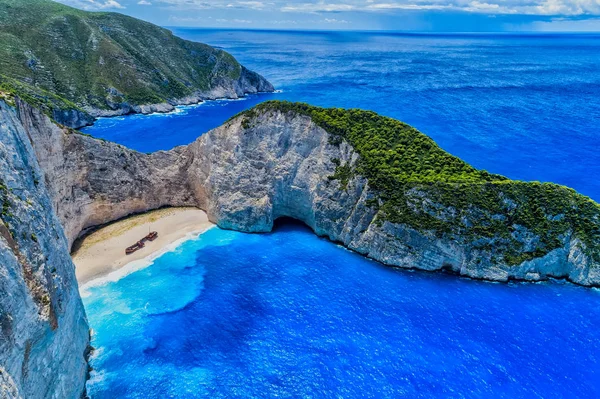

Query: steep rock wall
left=16, top=100, right=198, bottom=248
left=21, top=101, right=600, bottom=286
left=0, top=101, right=89, bottom=399
left=189, top=111, right=600, bottom=286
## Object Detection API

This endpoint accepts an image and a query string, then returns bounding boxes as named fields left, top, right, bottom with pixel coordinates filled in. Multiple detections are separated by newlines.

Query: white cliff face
left=21, top=101, right=600, bottom=285
left=0, top=101, right=89, bottom=399
left=16, top=99, right=199, bottom=248
left=23, top=102, right=599, bottom=286
left=188, top=111, right=599, bottom=286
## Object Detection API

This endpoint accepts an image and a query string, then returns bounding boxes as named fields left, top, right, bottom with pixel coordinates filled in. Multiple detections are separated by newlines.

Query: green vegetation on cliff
left=240, top=101, right=600, bottom=265
left=0, top=178, right=10, bottom=220
left=0, top=0, right=270, bottom=113
left=0, top=74, right=83, bottom=117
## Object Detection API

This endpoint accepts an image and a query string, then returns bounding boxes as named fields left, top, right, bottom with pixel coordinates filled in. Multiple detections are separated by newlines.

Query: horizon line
left=164, top=27, right=600, bottom=34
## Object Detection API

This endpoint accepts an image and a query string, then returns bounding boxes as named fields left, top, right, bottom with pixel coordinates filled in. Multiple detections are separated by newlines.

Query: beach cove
left=72, top=207, right=214, bottom=289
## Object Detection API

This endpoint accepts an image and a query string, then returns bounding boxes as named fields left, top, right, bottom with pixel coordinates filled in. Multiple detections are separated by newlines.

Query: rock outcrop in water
left=0, top=101, right=89, bottom=398
left=2, top=95, right=600, bottom=396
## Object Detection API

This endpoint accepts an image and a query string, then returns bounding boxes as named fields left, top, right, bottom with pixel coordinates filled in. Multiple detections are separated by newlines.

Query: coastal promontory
left=15, top=98, right=600, bottom=286
left=0, top=0, right=274, bottom=127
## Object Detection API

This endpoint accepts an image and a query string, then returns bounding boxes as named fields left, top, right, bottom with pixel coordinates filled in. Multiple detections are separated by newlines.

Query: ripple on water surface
left=84, top=221, right=600, bottom=398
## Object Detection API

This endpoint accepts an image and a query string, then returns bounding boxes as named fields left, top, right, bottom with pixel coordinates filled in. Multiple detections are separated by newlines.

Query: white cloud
left=138, top=0, right=152, bottom=5
left=55, top=0, right=125, bottom=9
left=236, top=1, right=266, bottom=9
left=269, top=19, right=299, bottom=24
left=508, top=15, right=600, bottom=28
left=154, top=0, right=275, bottom=10
left=280, top=2, right=356, bottom=12
left=215, top=18, right=254, bottom=23
left=323, top=17, right=350, bottom=23
left=57, top=0, right=600, bottom=16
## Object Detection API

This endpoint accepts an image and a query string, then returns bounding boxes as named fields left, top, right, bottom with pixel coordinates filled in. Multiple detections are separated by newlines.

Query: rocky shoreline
left=17, top=99, right=600, bottom=287
left=83, top=67, right=275, bottom=119
left=57, top=67, right=275, bottom=129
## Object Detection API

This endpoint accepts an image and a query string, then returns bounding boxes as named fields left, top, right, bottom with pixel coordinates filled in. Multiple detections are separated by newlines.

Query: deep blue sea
left=81, top=31, right=600, bottom=398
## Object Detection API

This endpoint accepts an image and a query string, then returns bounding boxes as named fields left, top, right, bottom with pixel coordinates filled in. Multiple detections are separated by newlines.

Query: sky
left=53, top=0, right=600, bottom=31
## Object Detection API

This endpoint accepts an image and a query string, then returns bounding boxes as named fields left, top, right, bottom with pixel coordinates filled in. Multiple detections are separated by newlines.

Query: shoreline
left=72, top=207, right=214, bottom=290
left=83, top=90, right=279, bottom=122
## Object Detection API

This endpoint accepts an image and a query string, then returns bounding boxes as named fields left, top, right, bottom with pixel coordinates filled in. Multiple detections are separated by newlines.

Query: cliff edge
left=0, top=100, right=89, bottom=398
left=20, top=100, right=600, bottom=286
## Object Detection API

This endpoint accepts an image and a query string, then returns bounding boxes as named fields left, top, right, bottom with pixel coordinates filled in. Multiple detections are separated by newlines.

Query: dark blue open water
left=81, top=31, right=600, bottom=398
left=82, top=30, right=600, bottom=202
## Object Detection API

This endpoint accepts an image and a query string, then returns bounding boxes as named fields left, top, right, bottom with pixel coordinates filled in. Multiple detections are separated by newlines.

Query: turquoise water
left=82, top=31, right=600, bottom=202
left=84, top=221, right=600, bottom=398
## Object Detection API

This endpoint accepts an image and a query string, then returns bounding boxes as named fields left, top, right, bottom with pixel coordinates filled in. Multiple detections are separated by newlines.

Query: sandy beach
left=72, top=207, right=214, bottom=286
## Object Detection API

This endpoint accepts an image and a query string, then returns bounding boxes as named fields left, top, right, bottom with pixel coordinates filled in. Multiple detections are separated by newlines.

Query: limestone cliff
left=187, top=107, right=600, bottom=286
left=19, top=99, right=600, bottom=286
left=0, top=100, right=89, bottom=399
left=15, top=98, right=197, bottom=249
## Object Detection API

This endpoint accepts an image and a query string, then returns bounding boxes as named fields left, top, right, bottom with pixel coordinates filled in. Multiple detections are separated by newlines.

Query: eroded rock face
left=17, top=99, right=198, bottom=248
left=188, top=111, right=599, bottom=286
left=20, top=101, right=600, bottom=286
left=0, top=102, right=89, bottom=399
left=82, top=66, right=275, bottom=120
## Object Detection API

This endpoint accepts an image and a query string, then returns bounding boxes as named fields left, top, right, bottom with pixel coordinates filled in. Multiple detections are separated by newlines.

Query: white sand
left=72, top=207, right=214, bottom=286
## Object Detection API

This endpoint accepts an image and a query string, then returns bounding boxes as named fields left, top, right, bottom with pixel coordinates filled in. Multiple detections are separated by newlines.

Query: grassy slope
left=0, top=0, right=249, bottom=110
left=240, top=101, right=600, bottom=265
left=0, top=73, right=85, bottom=117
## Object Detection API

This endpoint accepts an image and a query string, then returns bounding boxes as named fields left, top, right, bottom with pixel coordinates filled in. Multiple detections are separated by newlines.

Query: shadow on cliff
left=271, top=217, right=314, bottom=234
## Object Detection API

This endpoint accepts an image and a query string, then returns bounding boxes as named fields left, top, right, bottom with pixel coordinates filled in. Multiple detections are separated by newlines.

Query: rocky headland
left=13, top=98, right=600, bottom=286
left=0, top=0, right=274, bottom=128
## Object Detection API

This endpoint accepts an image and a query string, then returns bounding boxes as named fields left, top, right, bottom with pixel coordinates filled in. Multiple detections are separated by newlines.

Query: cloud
left=280, top=2, right=356, bottom=12
left=508, top=15, right=600, bottom=29
left=236, top=1, right=267, bottom=9
left=215, top=18, right=254, bottom=23
left=138, top=0, right=152, bottom=5
left=154, top=0, right=273, bottom=10
left=55, top=0, right=125, bottom=9
left=323, top=18, right=350, bottom=23
left=57, top=0, right=600, bottom=16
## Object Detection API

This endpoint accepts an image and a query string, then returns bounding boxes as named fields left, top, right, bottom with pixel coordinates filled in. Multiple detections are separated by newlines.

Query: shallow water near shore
left=84, top=221, right=600, bottom=398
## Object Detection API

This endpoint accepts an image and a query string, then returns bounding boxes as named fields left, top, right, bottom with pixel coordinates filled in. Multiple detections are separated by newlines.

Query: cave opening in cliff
left=272, top=216, right=312, bottom=233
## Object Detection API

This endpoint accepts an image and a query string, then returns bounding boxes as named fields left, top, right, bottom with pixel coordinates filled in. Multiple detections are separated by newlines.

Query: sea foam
left=79, top=226, right=215, bottom=297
